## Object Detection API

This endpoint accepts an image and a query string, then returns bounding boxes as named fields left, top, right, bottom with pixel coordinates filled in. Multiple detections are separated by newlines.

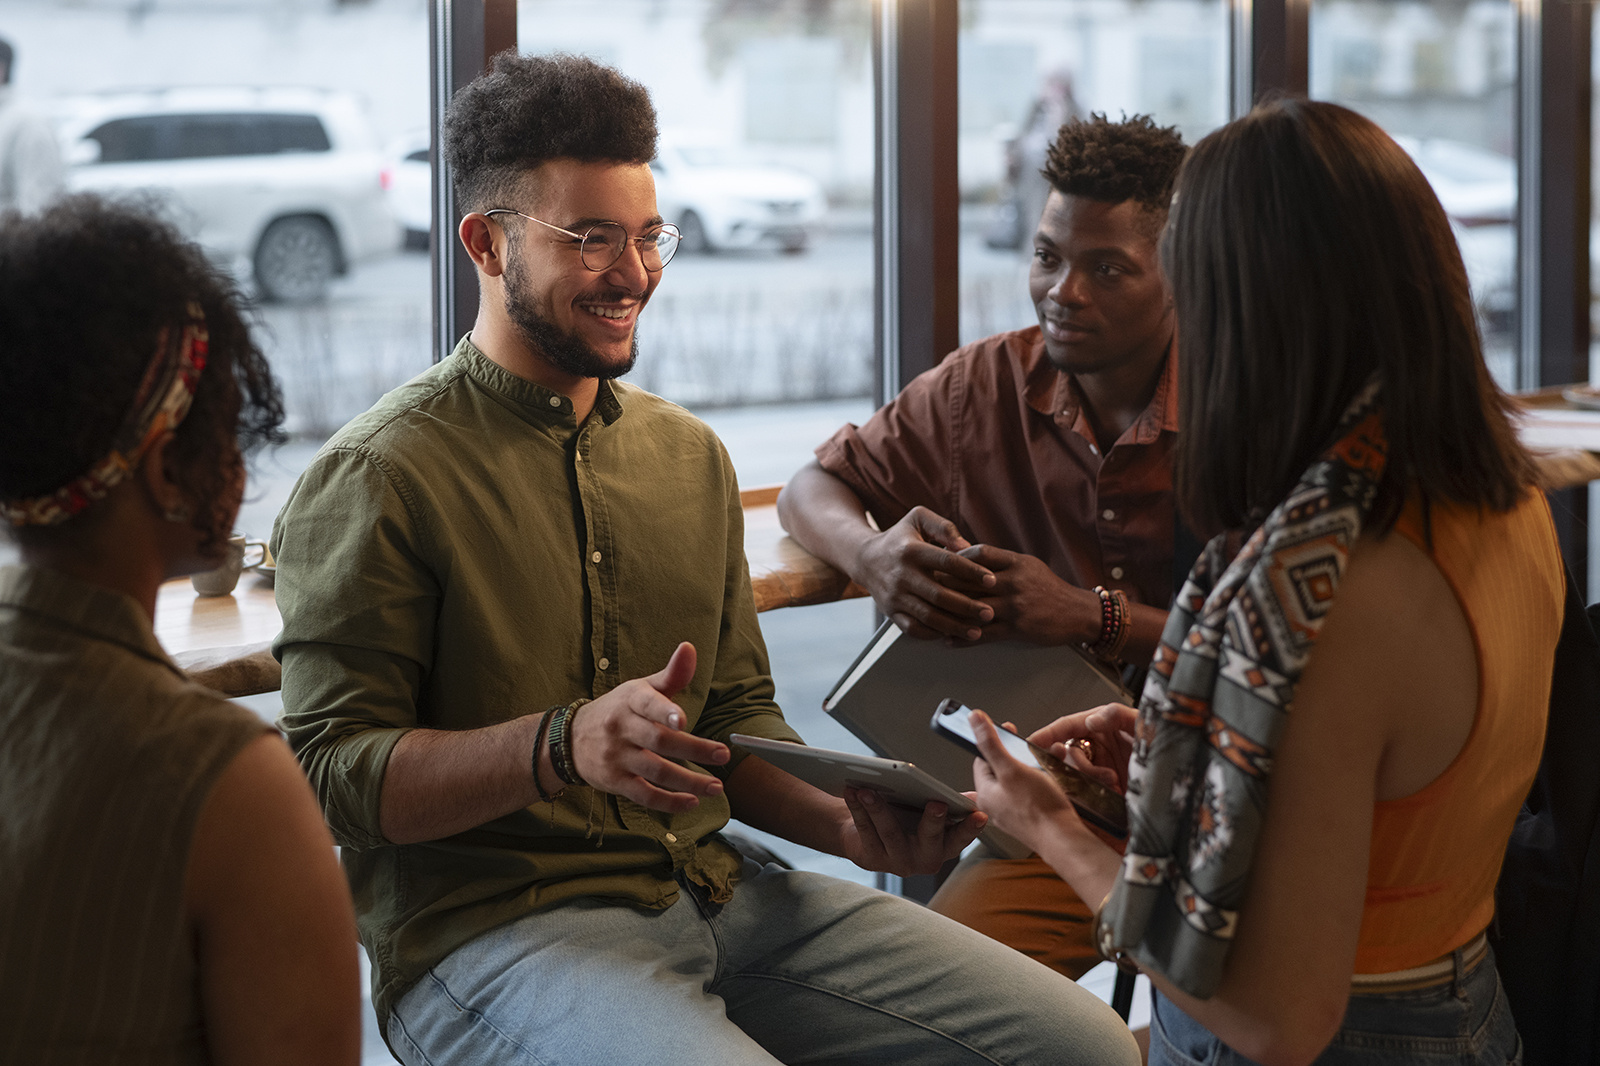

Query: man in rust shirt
left=778, top=114, right=1186, bottom=980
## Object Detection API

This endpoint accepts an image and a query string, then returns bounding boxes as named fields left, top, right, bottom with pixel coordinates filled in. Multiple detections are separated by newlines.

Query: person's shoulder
left=322, top=358, right=467, bottom=457
left=116, top=659, right=269, bottom=749
left=11, top=644, right=266, bottom=792
left=892, top=326, right=1041, bottom=412
left=952, top=326, right=1042, bottom=362
left=290, top=359, right=470, bottom=508
left=921, top=326, right=1041, bottom=386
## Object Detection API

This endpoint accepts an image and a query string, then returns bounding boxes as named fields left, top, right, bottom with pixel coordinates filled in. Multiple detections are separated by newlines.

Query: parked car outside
left=386, top=130, right=430, bottom=251
left=53, top=87, right=400, bottom=302
left=650, top=135, right=826, bottom=255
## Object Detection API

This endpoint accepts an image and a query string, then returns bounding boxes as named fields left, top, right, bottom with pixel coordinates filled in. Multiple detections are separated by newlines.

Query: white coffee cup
left=191, top=533, right=269, bottom=597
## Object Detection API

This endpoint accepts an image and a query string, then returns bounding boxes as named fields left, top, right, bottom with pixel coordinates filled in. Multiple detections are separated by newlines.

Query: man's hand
left=569, top=642, right=730, bottom=814
left=854, top=506, right=998, bottom=641
left=955, top=544, right=1101, bottom=646
left=837, top=787, right=987, bottom=877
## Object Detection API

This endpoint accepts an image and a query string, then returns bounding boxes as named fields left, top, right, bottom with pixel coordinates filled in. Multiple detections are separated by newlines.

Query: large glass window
left=958, top=0, right=1231, bottom=344
left=1310, top=0, right=1519, bottom=387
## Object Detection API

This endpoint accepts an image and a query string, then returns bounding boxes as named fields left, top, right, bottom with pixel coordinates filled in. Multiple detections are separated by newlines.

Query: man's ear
left=459, top=214, right=505, bottom=278
left=138, top=431, right=191, bottom=522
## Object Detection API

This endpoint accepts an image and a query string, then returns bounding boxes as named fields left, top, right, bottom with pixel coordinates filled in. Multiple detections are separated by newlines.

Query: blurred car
left=387, top=131, right=431, bottom=250
left=1392, top=135, right=1516, bottom=227
left=650, top=137, right=826, bottom=255
left=1392, top=136, right=1517, bottom=336
left=54, top=87, right=400, bottom=302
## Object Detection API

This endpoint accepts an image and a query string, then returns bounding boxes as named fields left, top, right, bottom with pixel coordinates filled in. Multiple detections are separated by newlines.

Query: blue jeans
left=387, top=860, right=1140, bottom=1066
left=1149, top=944, right=1522, bottom=1065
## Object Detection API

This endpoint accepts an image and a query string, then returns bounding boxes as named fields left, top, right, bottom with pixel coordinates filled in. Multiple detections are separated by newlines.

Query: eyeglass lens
left=578, top=222, right=680, bottom=272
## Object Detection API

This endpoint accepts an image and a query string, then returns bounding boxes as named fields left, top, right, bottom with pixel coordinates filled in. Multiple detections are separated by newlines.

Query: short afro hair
left=445, top=51, right=658, bottom=213
left=1043, top=113, right=1186, bottom=219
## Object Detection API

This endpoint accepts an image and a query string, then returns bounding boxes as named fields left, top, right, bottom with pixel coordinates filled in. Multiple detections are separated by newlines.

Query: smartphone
left=930, top=698, right=1128, bottom=839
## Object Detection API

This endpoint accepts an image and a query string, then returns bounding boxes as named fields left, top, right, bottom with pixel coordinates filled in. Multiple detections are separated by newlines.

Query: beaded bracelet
left=1089, top=585, right=1130, bottom=661
left=547, top=698, right=592, bottom=787
left=531, top=707, right=563, bottom=802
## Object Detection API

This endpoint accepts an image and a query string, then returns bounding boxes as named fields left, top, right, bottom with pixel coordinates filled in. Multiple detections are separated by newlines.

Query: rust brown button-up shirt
left=815, top=326, right=1178, bottom=611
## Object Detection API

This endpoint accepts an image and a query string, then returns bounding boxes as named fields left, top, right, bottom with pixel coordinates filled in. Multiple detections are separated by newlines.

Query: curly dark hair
left=445, top=51, right=658, bottom=213
left=1042, top=113, right=1187, bottom=222
left=0, top=194, right=285, bottom=552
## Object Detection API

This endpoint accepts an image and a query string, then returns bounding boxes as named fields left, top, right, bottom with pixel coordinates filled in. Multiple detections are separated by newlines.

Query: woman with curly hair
left=971, top=99, right=1558, bottom=1065
left=0, top=195, right=360, bottom=1065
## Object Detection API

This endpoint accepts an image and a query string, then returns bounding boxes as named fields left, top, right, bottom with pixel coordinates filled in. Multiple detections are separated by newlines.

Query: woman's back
left=1356, top=490, right=1563, bottom=973
left=0, top=565, right=265, bottom=1064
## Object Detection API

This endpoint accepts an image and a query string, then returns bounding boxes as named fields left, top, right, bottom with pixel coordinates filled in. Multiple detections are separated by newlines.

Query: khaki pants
left=928, top=846, right=1102, bottom=981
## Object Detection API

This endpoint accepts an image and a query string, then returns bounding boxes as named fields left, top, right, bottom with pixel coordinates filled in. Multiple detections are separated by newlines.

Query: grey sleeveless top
left=0, top=565, right=267, bottom=1064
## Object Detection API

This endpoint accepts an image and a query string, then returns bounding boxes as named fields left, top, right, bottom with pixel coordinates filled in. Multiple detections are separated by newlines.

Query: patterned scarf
left=1097, top=380, right=1387, bottom=998
left=3, top=302, right=209, bottom=527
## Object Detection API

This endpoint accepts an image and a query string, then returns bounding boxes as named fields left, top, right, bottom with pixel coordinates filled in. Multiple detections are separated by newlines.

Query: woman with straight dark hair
left=969, top=98, right=1559, bottom=1065
left=0, top=195, right=361, bottom=1065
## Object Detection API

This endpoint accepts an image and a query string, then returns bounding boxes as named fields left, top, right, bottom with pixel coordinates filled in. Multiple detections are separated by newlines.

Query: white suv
left=54, top=87, right=399, bottom=302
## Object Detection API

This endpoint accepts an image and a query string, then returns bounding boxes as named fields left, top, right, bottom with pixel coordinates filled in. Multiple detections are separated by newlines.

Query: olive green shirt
left=272, top=337, right=801, bottom=1027
left=0, top=564, right=266, bottom=1065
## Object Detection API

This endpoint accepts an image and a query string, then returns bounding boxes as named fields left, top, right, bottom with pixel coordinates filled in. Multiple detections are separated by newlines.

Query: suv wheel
left=254, top=216, right=340, bottom=303
left=677, top=210, right=710, bottom=255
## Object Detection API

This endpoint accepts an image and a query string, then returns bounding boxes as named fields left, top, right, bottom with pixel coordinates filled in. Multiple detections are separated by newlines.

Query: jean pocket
left=1149, top=994, right=1218, bottom=1066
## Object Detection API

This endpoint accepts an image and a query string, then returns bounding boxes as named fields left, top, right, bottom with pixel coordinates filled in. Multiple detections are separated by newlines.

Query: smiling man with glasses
left=269, top=51, right=1138, bottom=1066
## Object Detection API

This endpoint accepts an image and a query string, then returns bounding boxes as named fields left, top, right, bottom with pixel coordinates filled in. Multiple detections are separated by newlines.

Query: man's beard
left=503, top=254, right=639, bottom=381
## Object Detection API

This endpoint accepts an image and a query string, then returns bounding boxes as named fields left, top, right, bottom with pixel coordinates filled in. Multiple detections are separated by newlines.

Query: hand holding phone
left=931, top=698, right=1128, bottom=839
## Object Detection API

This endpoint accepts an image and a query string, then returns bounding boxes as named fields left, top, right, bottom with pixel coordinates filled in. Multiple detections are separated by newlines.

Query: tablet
left=729, top=734, right=976, bottom=821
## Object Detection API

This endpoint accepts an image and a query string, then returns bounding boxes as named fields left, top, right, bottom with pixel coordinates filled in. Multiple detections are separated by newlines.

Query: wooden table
left=1515, top=387, right=1600, bottom=488
left=156, top=484, right=864, bottom=697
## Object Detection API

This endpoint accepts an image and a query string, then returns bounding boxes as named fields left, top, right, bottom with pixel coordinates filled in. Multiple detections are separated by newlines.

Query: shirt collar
left=1023, top=330, right=1179, bottom=446
left=453, top=335, right=626, bottom=427
left=0, top=563, right=180, bottom=675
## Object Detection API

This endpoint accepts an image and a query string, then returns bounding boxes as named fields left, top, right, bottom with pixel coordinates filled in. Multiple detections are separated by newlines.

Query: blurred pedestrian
left=0, top=36, right=64, bottom=214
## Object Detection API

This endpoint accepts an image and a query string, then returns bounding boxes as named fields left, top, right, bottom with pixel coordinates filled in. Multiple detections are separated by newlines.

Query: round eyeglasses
left=484, top=209, right=682, bottom=272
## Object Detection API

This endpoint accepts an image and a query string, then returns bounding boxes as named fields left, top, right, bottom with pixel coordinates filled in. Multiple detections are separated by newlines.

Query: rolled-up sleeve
left=271, top=446, right=438, bottom=849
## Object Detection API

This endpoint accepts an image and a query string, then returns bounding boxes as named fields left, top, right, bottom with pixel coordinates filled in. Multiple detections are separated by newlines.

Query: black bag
left=1489, top=570, right=1600, bottom=1065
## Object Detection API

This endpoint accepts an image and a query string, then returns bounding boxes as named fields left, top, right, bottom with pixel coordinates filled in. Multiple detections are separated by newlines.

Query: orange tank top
left=1353, top=490, right=1563, bottom=973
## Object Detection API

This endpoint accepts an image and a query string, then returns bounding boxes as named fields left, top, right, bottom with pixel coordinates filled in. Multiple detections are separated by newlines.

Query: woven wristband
left=548, top=698, right=591, bottom=787
left=1107, top=589, right=1133, bottom=660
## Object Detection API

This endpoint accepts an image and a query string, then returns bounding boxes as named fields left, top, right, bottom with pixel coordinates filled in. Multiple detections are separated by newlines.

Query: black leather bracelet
left=531, top=707, right=562, bottom=802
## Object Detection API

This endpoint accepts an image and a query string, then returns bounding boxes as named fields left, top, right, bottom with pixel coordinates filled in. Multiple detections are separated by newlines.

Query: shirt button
left=1102, top=508, right=1116, bottom=521
left=598, top=657, right=610, bottom=670
left=591, top=551, right=602, bottom=563
left=548, top=396, right=560, bottom=407
left=1110, top=566, right=1125, bottom=580
left=665, top=832, right=678, bottom=844
left=1089, top=444, right=1099, bottom=456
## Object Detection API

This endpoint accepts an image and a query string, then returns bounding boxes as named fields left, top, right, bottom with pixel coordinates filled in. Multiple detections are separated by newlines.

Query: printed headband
left=3, top=302, right=210, bottom=528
